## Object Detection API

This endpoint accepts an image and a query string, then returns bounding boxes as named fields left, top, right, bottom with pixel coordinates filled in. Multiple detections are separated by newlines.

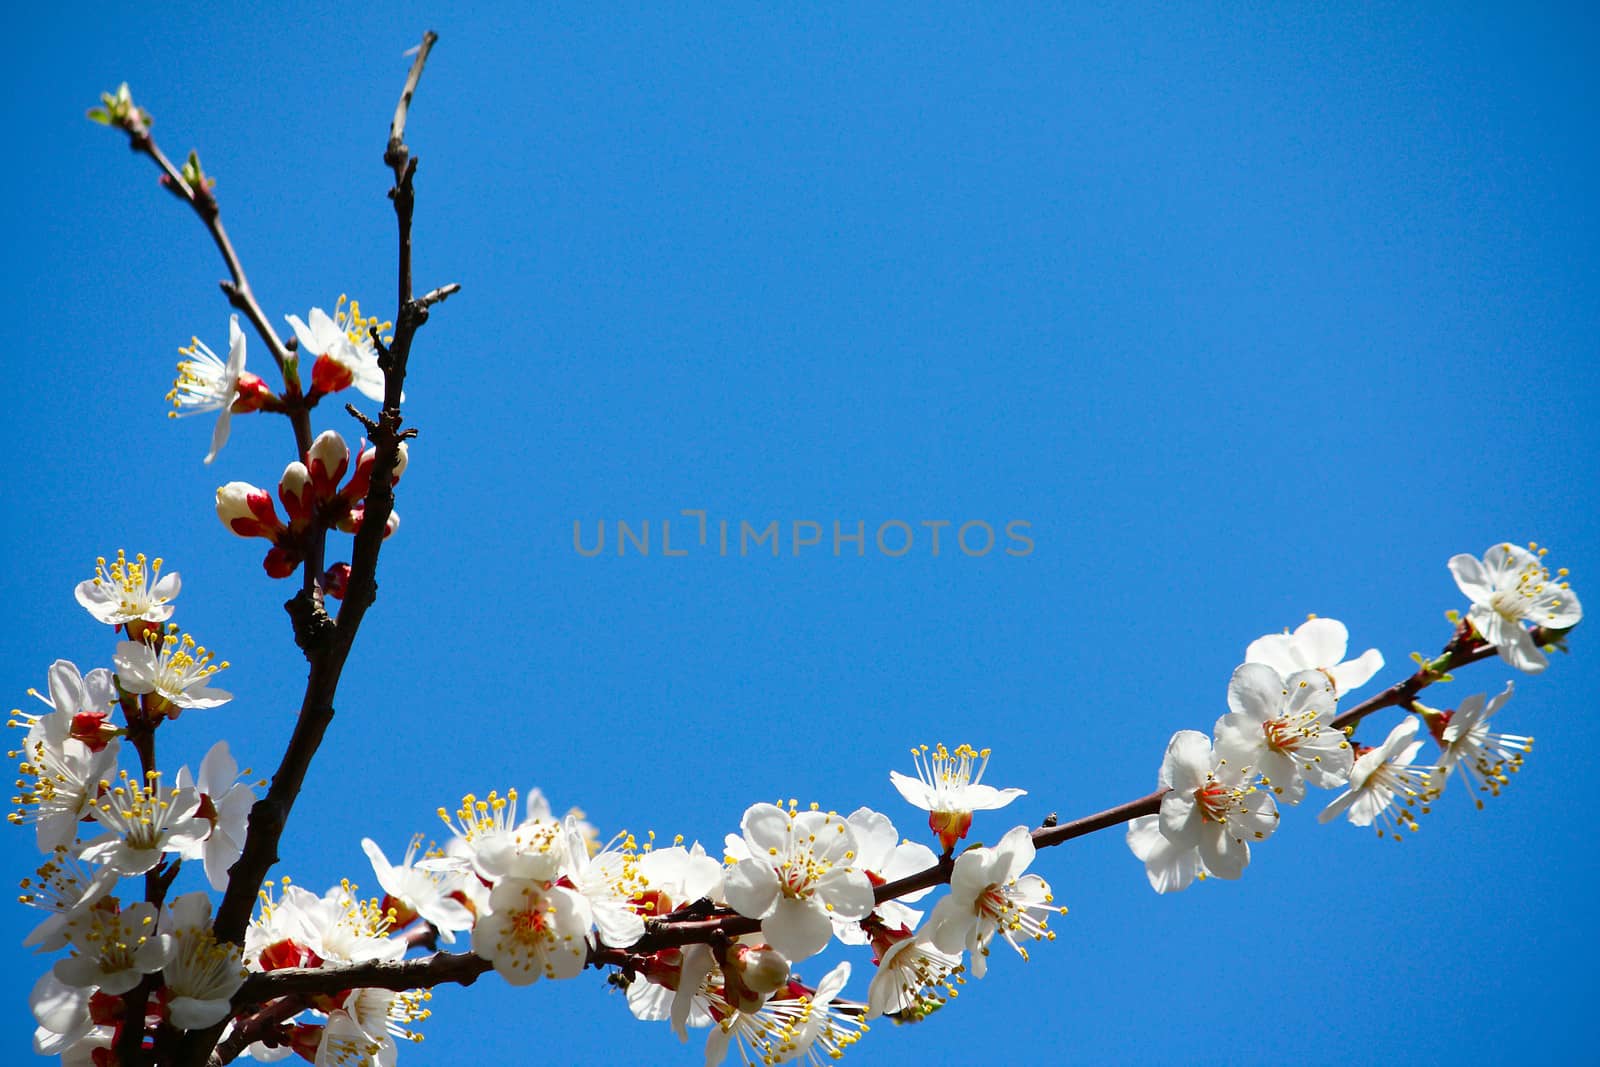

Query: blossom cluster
left=168, top=299, right=408, bottom=581
left=1127, top=544, right=1580, bottom=893
left=15, top=555, right=256, bottom=1058
left=231, top=743, right=1061, bottom=1066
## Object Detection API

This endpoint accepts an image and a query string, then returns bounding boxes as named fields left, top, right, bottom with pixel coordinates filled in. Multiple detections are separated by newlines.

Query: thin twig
left=387, top=31, right=438, bottom=181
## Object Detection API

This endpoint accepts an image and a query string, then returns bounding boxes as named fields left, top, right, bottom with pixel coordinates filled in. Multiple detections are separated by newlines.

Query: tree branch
left=172, top=33, right=451, bottom=1067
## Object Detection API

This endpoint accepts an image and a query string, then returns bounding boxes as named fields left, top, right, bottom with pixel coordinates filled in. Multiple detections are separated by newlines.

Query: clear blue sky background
left=4, top=4, right=1596, bottom=1065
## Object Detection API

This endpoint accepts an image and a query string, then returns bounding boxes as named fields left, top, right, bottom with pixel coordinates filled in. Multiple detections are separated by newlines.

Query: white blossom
left=160, top=891, right=248, bottom=1029
left=74, top=550, right=180, bottom=630
left=866, top=934, right=964, bottom=1021
left=113, top=629, right=232, bottom=715
left=723, top=803, right=874, bottom=962
left=1213, top=664, right=1352, bottom=805
left=1428, top=682, right=1530, bottom=805
left=889, top=743, right=1025, bottom=852
left=78, top=770, right=207, bottom=877
left=925, top=825, right=1061, bottom=978
left=176, top=740, right=255, bottom=889
left=361, top=835, right=476, bottom=944
left=1154, top=730, right=1278, bottom=880
left=1449, top=542, right=1582, bottom=673
left=473, top=876, right=592, bottom=984
left=168, top=315, right=247, bottom=463
left=1245, top=616, right=1384, bottom=696
left=53, top=899, right=165, bottom=994
left=1318, top=717, right=1439, bottom=836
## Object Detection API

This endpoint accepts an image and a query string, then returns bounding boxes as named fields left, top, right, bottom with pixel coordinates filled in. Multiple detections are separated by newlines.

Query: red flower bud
left=263, top=545, right=301, bottom=579
left=308, top=430, right=350, bottom=498
left=216, top=482, right=284, bottom=539
left=278, top=461, right=315, bottom=524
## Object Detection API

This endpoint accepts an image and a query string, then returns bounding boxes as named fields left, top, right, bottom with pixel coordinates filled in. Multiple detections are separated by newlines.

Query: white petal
left=723, top=860, right=779, bottom=920
left=1226, top=663, right=1283, bottom=724
left=1448, top=553, right=1492, bottom=602
left=888, top=771, right=936, bottom=811
left=1243, top=633, right=1299, bottom=678
left=1197, top=827, right=1250, bottom=879
left=1328, top=648, right=1385, bottom=694
left=1293, top=617, right=1349, bottom=667
left=763, top=897, right=833, bottom=961
left=1159, top=730, right=1214, bottom=794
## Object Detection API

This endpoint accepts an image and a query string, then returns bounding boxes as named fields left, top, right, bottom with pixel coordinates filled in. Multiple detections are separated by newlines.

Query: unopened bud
left=263, top=546, right=302, bottom=579
left=216, top=482, right=283, bottom=539
left=308, top=430, right=350, bottom=497
left=722, top=943, right=790, bottom=1013
left=345, top=445, right=377, bottom=501
left=384, top=511, right=400, bottom=539
left=278, top=462, right=314, bottom=524
left=322, top=562, right=351, bottom=600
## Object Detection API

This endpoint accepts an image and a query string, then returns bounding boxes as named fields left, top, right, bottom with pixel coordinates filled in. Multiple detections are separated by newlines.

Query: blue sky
left=4, top=3, right=1597, bottom=1064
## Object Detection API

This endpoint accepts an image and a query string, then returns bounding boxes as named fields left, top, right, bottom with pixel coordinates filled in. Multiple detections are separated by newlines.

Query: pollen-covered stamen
left=344, top=986, right=432, bottom=1047
left=132, top=625, right=230, bottom=715
left=1193, top=775, right=1251, bottom=824
left=765, top=984, right=869, bottom=1065
left=88, top=769, right=192, bottom=853
left=1486, top=543, right=1573, bottom=626
left=1261, top=712, right=1320, bottom=755
left=1367, top=761, right=1436, bottom=839
left=868, top=927, right=967, bottom=1022
left=1457, top=731, right=1532, bottom=805
left=910, top=743, right=992, bottom=804
left=335, top=294, right=393, bottom=351
left=58, top=896, right=161, bottom=984
left=17, top=848, right=113, bottom=945
left=974, top=881, right=1061, bottom=962
left=9, top=728, right=115, bottom=837
left=436, top=789, right=521, bottom=843
left=86, top=551, right=173, bottom=626
left=771, top=805, right=850, bottom=901
left=168, top=337, right=232, bottom=413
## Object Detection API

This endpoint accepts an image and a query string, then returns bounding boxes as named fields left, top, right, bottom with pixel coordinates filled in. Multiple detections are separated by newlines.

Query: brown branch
left=236, top=951, right=493, bottom=1007
left=1328, top=624, right=1556, bottom=732
left=209, top=995, right=305, bottom=1066
left=387, top=32, right=438, bottom=182
left=172, top=35, right=452, bottom=1067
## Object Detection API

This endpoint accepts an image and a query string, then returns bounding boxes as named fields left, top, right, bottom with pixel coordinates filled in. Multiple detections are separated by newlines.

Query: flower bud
left=308, top=430, right=350, bottom=498
left=322, top=562, right=351, bottom=601
left=262, top=546, right=302, bottom=579
left=391, top=440, right=409, bottom=484
left=278, top=461, right=314, bottom=524
left=721, top=943, right=790, bottom=1013
left=384, top=511, right=400, bottom=539
left=216, top=482, right=283, bottom=539
left=344, top=445, right=376, bottom=502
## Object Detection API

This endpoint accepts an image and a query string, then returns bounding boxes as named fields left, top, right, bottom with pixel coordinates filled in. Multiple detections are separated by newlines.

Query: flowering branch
left=1329, top=623, right=1559, bottom=733
left=24, top=40, right=1580, bottom=1067
left=163, top=32, right=452, bottom=1067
